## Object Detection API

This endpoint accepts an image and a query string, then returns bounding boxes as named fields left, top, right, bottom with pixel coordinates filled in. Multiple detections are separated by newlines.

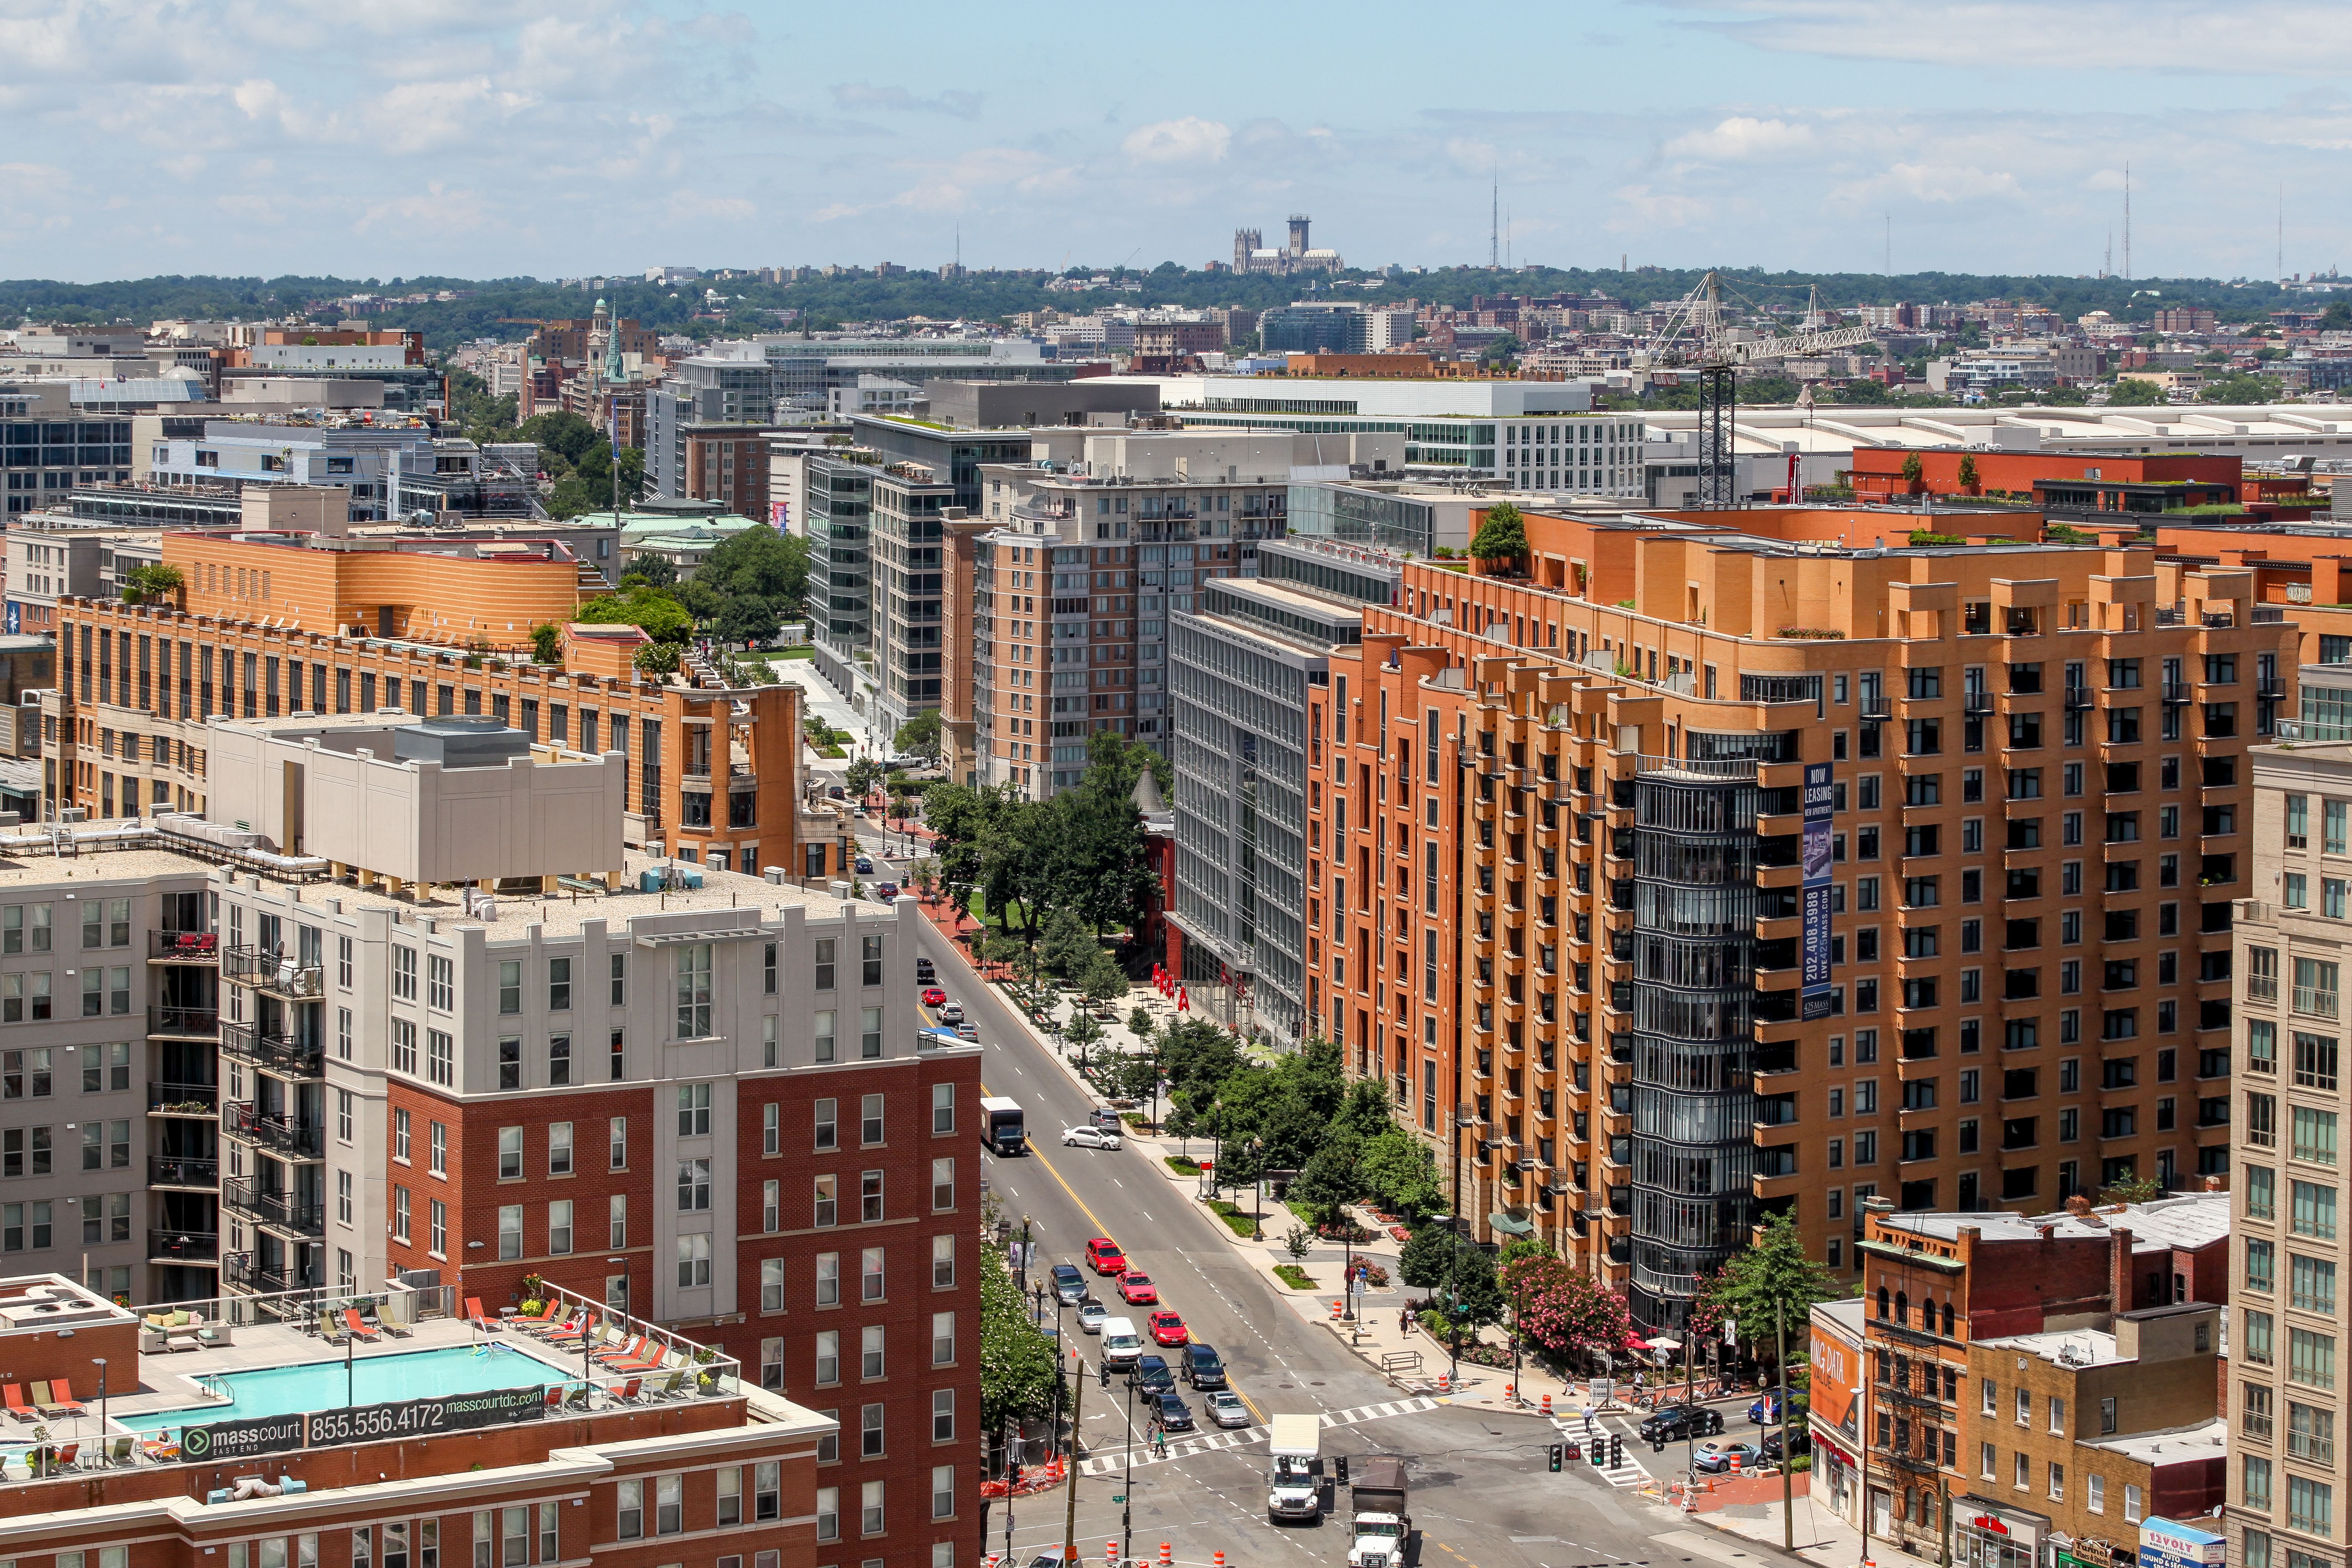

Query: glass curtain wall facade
left=1628, top=755, right=1761, bottom=1327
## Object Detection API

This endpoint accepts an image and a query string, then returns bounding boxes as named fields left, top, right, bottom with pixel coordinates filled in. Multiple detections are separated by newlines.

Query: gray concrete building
left=1166, top=536, right=1400, bottom=1044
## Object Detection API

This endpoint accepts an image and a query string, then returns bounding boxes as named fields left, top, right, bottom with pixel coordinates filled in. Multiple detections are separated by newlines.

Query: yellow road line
left=985, top=1080, right=1265, bottom=1426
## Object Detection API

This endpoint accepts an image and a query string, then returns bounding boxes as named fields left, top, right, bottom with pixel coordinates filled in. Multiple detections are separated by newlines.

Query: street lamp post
left=1019, top=1214, right=1034, bottom=1295
left=90, top=1357, right=107, bottom=1434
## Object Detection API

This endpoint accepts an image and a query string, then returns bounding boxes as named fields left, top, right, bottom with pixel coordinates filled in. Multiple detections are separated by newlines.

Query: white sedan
left=1205, top=1390, right=1252, bottom=1429
left=1062, top=1125, right=1122, bottom=1150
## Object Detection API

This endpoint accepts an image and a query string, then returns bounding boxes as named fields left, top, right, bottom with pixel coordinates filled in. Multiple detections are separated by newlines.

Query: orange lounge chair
left=342, top=1309, right=382, bottom=1344
left=2, top=1384, right=36, bottom=1423
left=603, top=1342, right=667, bottom=1376
left=515, top=1300, right=561, bottom=1331
left=589, top=1335, right=648, bottom=1365
left=608, top=1377, right=644, bottom=1404
left=466, top=1297, right=496, bottom=1332
left=543, top=1316, right=596, bottom=1348
left=45, top=1378, right=88, bottom=1415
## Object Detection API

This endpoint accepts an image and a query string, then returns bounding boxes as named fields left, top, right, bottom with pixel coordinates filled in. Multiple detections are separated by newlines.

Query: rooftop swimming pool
left=142, top=1344, right=558, bottom=1431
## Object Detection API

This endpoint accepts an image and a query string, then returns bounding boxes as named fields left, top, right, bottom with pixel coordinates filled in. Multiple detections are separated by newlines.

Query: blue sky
left=7, top=0, right=2352, bottom=283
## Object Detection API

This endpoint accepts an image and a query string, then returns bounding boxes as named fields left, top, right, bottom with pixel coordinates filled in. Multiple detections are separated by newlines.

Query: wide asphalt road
left=898, top=900, right=1734, bottom=1568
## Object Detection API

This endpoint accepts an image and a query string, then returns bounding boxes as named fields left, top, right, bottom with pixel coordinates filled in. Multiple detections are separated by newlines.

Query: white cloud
left=1662, top=116, right=1816, bottom=161
left=1122, top=116, right=1230, bottom=165
left=1667, top=0, right=2352, bottom=77
left=831, top=82, right=983, bottom=120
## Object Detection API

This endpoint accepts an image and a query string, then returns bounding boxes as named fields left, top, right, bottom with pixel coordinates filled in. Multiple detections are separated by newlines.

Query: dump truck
left=1266, top=1413, right=1323, bottom=1523
left=1346, top=1456, right=1411, bottom=1568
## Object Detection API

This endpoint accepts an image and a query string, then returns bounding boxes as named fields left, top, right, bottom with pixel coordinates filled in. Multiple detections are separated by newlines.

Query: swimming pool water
left=145, top=1344, right=556, bottom=1429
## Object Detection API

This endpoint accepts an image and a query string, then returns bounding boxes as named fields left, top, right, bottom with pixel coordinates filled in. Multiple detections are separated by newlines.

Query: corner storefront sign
left=2138, top=1519, right=2226, bottom=1568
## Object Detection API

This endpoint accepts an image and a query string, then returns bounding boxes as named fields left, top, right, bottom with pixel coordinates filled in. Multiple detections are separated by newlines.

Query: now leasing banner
left=1800, top=761, right=1836, bottom=1021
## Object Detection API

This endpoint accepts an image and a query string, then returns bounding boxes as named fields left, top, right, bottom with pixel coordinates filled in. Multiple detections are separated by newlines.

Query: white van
left=1100, top=1316, right=1144, bottom=1369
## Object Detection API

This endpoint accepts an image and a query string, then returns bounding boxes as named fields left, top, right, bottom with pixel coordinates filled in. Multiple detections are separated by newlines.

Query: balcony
left=147, top=1229, right=220, bottom=1264
left=223, top=1176, right=325, bottom=1239
left=150, top=928, right=219, bottom=962
left=223, top=945, right=325, bottom=999
left=224, top=1257, right=313, bottom=1295
left=147, top=1004, right=219, bottom=1039
left=2160, top=682, right=2192, bottom=705
left=1962, top=690, right=1994, bottom=716
left=148, top=1081, right=219, bottom=1116
left=149, top=1154, right=219, bottom=1188
left=2063, top=686, right=2093, bottom=711
left=225, top=1102, right=326, bottom=1160
left=219, top=1021, right=326, bottom=1080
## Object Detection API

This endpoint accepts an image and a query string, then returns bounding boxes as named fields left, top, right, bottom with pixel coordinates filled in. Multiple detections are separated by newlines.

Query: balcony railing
left=150, top=928, right=219, bottom=961
left=223, top=1177, right=325, bottom=1238
left=2063, top=686, right=2093, bottom=711
left=2160, top=682, right=2192, bottom=704
left=148, top=1081, right=219, bottom=1114
left=226, top=1102, right=326, bottom=1159
left=147, top=1005, right=219, bottom=1038
left=148, top=1229, right=220, bottom=1263
left=223, top=945, right=325, bottom=998
left=2293, top=987, right=2340, bottom=1020
left=149, top=1155, right=219, bottom=1188
left=225, top=1256, right=315, bottom=1295
left=218, top=1021, right=326, bottom=1078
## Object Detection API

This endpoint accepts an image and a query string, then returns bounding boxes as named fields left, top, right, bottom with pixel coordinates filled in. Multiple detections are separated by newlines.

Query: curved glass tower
left=1627, top=760, right=1759, bottom=1328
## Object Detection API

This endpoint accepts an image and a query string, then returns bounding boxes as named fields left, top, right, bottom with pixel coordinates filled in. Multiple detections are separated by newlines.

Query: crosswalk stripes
left=1073, top=1395, right=1442, bottom=1475
left=1554, top=1415, right=1652, bottom=1489
left=1318, top=1395, right=1439, bottom=1427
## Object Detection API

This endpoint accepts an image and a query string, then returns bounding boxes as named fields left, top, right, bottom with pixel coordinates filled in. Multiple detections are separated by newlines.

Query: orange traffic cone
left=1504, top=1382, right=1516, bottom=1404
left=1159, top=1545, right=1172, bottom=1568
left=1215, top=1555, right=1227, bottom=1568
left=1436, top=1369, right=1451, bottom=1394
left=1330, top=1300, right=1343, bottom=1321
left=1541, top=1392, right=1554, bottom=1418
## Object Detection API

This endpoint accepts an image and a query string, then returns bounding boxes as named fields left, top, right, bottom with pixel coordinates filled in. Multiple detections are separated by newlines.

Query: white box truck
left=1266, top=1413, right=1323, bottom=1523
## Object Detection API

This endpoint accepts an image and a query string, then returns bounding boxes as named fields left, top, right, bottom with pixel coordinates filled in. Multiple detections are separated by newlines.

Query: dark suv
left=1182, top=1343, right=1227, bottom=1390
left=1638, top=1404, right=1724, bottom=1442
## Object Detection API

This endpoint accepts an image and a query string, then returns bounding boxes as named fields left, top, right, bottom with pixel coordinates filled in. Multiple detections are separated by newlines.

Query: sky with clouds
left=7, top=0, right=2352, bottom=283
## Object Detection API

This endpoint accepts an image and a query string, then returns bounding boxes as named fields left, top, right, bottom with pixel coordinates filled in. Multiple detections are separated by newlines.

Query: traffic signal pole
left=1778, top=1298, right=1794, bottom=1552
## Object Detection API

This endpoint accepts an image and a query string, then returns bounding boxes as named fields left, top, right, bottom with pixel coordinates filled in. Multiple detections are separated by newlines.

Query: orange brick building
left=51, top=536, right=824, bottom=879
left=1308, top=505, right=2286, bottom=1326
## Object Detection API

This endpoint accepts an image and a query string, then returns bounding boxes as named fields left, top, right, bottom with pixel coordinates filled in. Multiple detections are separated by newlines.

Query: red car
left=1085, top=1237, right=1127, bottom=1275
left=1148, top=1310, right=1188, bottom=1346
left=920, top=987, right=946, bottom=1006
left=1118, top=1271, right=1158, bottom=1305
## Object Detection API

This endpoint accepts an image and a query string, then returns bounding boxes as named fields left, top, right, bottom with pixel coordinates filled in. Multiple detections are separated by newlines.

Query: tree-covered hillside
left=0, top=265, right=2321, bottom=353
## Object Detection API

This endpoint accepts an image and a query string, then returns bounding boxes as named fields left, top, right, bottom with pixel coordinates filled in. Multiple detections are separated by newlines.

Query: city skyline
left=5, top=1, right=2351, bottom=283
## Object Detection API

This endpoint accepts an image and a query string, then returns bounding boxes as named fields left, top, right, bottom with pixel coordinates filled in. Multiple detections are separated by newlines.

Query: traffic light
left=1547, top=1444, right=1563, bottom=1473
left=1609, top=1434, right=1624, bottom=1468
left=1099, top=1362, right=1111, bottom=1389
left=1335, top=1455, right=1351, bottom=1485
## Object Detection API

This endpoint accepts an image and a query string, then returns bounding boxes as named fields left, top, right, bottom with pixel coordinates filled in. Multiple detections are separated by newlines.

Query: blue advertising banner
left=1801, top=761, right=1835, bottom=1021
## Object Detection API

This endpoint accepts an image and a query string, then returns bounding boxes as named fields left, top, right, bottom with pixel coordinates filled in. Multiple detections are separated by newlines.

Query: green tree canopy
left=577, top=585, right=693, bottom=644
left=1357, top=1129, right=1445, bottom=1218
left=1289, top=1142, right=1360, bottom=1230
left=1398, top=1222, right=1460, bottom=1291
left=896, top=708, right=943, bottom=762
left=2108, top=377, right=2167, bottom=406
left=980, top=1244, right=1063, bottom=1432
left=1689, top=1211, right=1840, bottom=1352
left=1469, top=502, right=1529, bottom=561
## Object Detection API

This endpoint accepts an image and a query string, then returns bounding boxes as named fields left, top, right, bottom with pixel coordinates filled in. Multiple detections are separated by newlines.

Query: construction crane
left=1630, top=270, right=1880, bottom=505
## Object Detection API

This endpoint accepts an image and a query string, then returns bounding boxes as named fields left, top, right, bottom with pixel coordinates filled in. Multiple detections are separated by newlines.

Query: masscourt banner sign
left=178, top=1384, right=547, bottom=1462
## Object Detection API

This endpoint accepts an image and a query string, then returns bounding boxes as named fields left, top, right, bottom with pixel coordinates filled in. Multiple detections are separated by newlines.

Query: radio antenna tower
left=1491, top=170, right=1499, bottom=270
left=2122, top=162, right=2132, bottom=280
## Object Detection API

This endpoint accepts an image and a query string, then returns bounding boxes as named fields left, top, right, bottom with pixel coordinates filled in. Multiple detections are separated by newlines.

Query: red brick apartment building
left=1304, top=503, right=2285, bottom=1328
